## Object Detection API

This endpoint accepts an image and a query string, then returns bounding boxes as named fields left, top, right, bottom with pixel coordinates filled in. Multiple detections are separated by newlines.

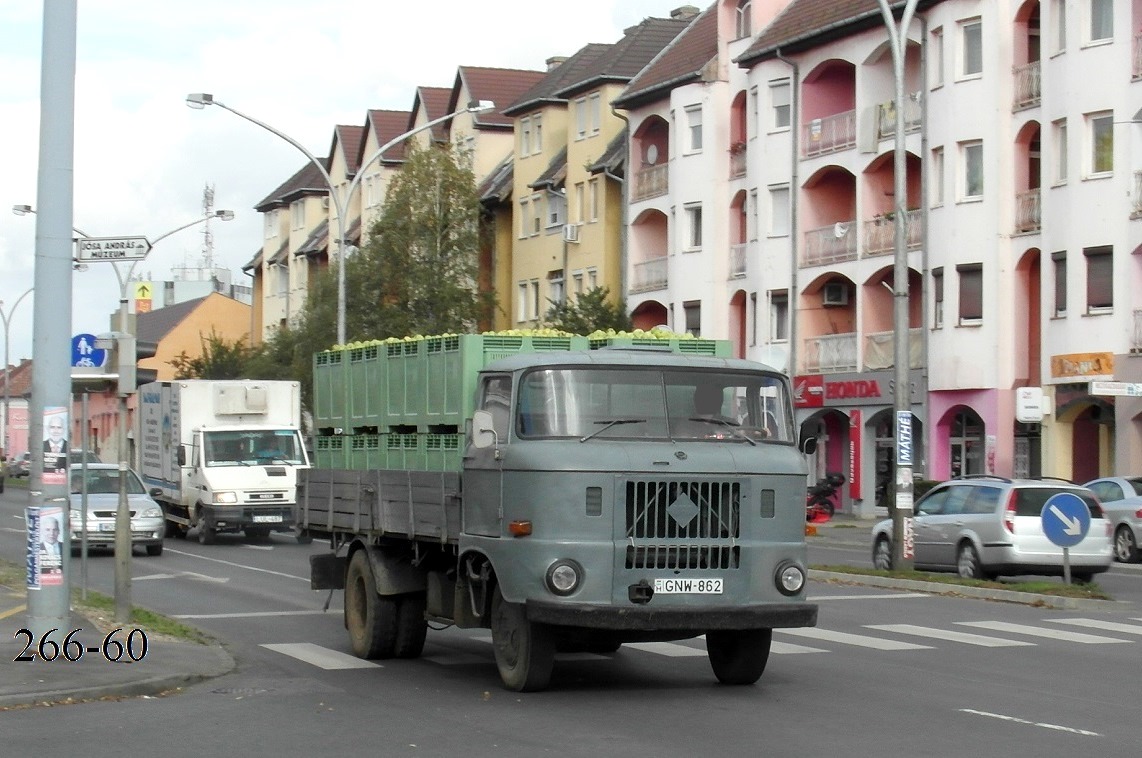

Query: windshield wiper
left=579, top=418, right=646, bottom=443
left=684, top=417, right=757, bottom=446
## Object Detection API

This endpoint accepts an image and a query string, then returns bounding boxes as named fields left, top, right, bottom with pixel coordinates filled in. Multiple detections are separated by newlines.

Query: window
left=546, top=192, right=564, bottom=228
left=932, top=267, right=944, bottom=328
left=1052, top=251, right=1067, bottom=315
left=749, top=292, right=758, bottom=345
left=961, top=141, right=983, bottom=199
left=686, top=105, right=703, bottom=151
left=1084, top=246, right=1112, bottom=312
left=1053, top=0, right=1066, bottom=53
left=290, top=200, right=305, bottom=230
left=533, top=113, right=543, bottom=153
left=748, top=189, right=759, bottom=241
left=1089, top=0, right=1113, bottom=43
left=572, top=270, right=584, bottom=295
left=769, top=185, right=790, bottom=236
left=517, top=282, right=529, bottom=322
left=575, top=97, right=587, bottom=138
left=263, top=210, right=278, bottom=240
left=529, top=280, right=540, bottom=320
left=769, top=290, right=788, bottom=341
left=735, top=0, right=751, bottom=38
left=521, top=118, right=532, bottom=155
left=548, top=270, right=564, bottom=306
left=1053, top=119, right=1068, bottom=184
left=960, top=19, right=982, bottom=77
left=685, top=204, right=703, bottom=249
left=931, top=27, right=944, bottom=87
left=931, top=146, right=945, bottom=206
left=770, top=79, right=790, bottom=129
left=478, top=375, right=512, bottom=440
left=1088, top=111, right=1113, bottom=175
left=518, top=198, right=531, bottom=237
left=574, top=182, right=584, bottom=224
left=532, top=195, right=543, bottom=234
left=748, top=86, right=759, bottom=139
left=957, top=264, right=983, bottom=323
left=588, top=178, right=599, bottom=222
left=684, top=301, right=701, bottom=337
left=586, top=267, right=598, bottom=290
left=587, top=93, right=601, bottom=136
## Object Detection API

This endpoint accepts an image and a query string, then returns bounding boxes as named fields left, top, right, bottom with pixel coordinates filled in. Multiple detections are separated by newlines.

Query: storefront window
left=949, top=410, right=985, bottom=478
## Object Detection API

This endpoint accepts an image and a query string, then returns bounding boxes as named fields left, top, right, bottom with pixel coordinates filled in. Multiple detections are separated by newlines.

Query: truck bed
left=299, top=468, right=461, bottom=544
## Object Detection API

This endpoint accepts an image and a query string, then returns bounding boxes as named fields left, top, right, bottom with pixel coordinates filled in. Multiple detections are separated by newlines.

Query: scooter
left=806, top=472, right=846, bottom=523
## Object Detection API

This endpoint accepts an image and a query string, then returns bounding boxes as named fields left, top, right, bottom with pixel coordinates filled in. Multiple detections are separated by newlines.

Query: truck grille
left=624, top=480, right=740, bottom=570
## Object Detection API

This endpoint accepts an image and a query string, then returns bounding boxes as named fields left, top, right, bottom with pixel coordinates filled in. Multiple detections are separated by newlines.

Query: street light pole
left=1, top=287, right=34, bottom=459
left=185, top=93, right=495, bottom=346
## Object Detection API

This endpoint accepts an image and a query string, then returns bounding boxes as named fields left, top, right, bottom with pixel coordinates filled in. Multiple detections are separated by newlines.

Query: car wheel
left=1071, top=572, right=1094, bottom=584
left=1114, top=526, right=1140, bottom=563
left=872, top=535, right=894, bottom=571
left=956, top=543, right=986, bottom=580
left=145, top=543, right=163, bottom=557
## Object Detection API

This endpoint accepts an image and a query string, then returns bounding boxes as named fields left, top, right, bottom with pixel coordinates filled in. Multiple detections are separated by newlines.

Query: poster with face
left=26, top=506, right=65, bottom=588
left=42, top=407, right=68, bottom=485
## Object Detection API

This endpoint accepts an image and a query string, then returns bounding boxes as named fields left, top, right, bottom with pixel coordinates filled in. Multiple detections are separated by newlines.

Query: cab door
left=462, top=374, right=511, bottom=537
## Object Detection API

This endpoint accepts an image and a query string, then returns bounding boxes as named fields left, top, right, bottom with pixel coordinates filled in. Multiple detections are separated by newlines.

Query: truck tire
left=345, top=551, right=398, bottom=659
left=706, top=628, right=772, bottom=685
left=491, top=585, right=554, bottom=692
left=198, top=514, right=217, bottom=545
left=394, top=592, right=428, bottom=658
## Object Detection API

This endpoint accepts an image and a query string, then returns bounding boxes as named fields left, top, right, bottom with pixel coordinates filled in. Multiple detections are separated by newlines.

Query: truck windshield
left=516, top=367, right=794, bottom=443
left=203, top=430, right=306, bottom=466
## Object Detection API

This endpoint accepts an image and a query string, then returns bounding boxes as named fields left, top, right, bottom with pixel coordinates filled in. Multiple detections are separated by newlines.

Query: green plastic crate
left=313, top=350, right=346, bottom=431
left=313, top=435, right=346, bottom=468
left=586, top=337, right=731, bottom=356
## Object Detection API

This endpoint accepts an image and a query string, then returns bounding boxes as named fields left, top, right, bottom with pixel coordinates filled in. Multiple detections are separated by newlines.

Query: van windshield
left=515, top=367, right=794, bottom=443
left=203, top=430, right=306, bottom=466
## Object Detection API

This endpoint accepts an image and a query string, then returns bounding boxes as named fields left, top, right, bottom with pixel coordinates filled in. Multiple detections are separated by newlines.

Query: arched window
left=736, top=0, right=752, bottom=39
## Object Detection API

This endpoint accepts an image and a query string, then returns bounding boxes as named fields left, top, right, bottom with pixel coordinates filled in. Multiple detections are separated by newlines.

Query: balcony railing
left=1015, top=189, right=1041, bottom=233
left=1013, top=61, right=1041, bottom=110
left=802, top=110, right=856, bottom=158
left=862, top=209, right=922, bottom=256
left=803, top=220, right=857, bottom=267
left=632, top=163, right=668, bottom=202
left=729, top=146, right=747, bottom=178
left=1135, top=33, right=1142, bottom=80
left=631, top=256, right=668, bottom=293
left=802, top=333, right=858, bottom=374
left=1134, top=171, right=1142, bottom=217
left=1133, top=309, right=1142, bottom=353
left=729, top=242, right=747, bottom=278
left=875, top=93, right=922, bottom=141
left=863, top=329, right=924, bottom=371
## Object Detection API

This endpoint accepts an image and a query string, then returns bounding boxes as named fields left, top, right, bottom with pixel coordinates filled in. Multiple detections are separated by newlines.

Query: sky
left=0, top=0, right=676, bottom=364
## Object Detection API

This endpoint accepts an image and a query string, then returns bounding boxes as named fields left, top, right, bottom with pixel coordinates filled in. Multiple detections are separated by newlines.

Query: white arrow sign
left=75, top=236, right=152, bottom=262
left=1048, top=504, right=1083, bottom=535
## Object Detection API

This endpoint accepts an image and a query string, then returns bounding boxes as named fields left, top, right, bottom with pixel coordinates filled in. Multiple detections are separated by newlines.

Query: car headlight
left=213, top=491, right=238, bottom=505
left=775, top=561, right=806, bottom=596
left=140, top=506, right=162, bottom=518
left=545, top=560, right=583, bottom=596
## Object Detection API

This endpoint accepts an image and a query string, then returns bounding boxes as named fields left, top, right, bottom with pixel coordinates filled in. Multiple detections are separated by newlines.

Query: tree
left=542, top=286, right=632, bottom=334
left=169, top=329, right=257, bottom=380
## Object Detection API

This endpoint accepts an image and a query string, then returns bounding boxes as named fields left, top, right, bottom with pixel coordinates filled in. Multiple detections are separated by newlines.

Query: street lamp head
left=11, top=204, right=33, bottom=216
left=214, top=209, right=236, bottom=221
left=467, top=100, right=495, bottom=114
left=186, top=93, right=215, bottom=109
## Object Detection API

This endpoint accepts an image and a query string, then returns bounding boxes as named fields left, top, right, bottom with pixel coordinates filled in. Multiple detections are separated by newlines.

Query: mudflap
left=311, top=553, right=347, bottom=591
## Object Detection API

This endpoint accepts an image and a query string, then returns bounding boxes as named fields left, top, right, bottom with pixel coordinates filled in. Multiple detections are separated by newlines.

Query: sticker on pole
left=1040, top=492, right=1091, bottom=548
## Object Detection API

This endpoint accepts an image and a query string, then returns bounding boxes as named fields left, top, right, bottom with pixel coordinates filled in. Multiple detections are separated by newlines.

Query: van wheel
left=707, top=629, right=772, bottom=685
left=491, top=585, right=554, bottom=692
left=145, top=543, right=163, bottom=557
left=198, top=518, right=217, bottom=545
left=1114, top=526, right=1139, bottom=563
left=345, top=551, right=397, bottom=659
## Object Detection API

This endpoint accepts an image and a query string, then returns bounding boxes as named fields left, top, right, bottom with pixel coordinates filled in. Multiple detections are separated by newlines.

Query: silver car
left=871, top=477, right=1113, bottom=581
left=68, top=463, right=165, bottom=556
left=1082, top=476, right=1142, bottom=563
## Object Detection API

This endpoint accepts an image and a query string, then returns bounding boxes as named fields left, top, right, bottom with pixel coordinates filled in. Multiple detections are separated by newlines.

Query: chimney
left=546, top=56, right=568, bottom=71
left=671, top=5, right=699, bottom=20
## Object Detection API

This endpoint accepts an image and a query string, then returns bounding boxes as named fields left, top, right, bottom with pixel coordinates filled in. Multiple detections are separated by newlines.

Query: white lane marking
left=173, top=609, right=341, bottom=619
left=866, top=624, right=1035, bottom=647
left=771, top=641, right=827, bottom=654
left=810, top=593, right=929, bottom=601
left=242, top=544, right=275, bottom=551
left=959, top=708, right=1101, bottom=737
left=777, top=628, right=931, bottom=650
left=261, top=642, right=379, bottom=670
left=957, top=621, right=1129, bottom=644
left=1047, top=618, right=1142, bottom=635
left=135, top=571, right=228, bottom=583
left=623, top=641, right=706, bottom=657
left=163, top=547, right=309, bottom=582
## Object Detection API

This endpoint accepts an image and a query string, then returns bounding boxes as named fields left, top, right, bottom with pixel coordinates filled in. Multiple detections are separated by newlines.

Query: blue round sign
left=1040, top=492, right=1091, bottom=548
left=71, top=333, right=107, bottom=369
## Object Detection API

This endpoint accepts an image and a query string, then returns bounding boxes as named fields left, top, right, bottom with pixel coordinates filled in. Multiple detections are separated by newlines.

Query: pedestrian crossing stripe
left=776, top=627, right=932, bottom=650
left=864, top=624, right=1035, bottom=647
left=1048, top=618, right=1142, bottom=635
left=956, top=621, right=1131, bottom=644
left=261, top=642, right=380, bottom=669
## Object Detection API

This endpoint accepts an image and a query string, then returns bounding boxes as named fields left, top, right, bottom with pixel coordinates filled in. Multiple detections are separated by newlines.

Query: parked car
left=9, top=452, right=30, bottom=478
left=68, top=463, right=165, bottom=556
left=871, top=476, right=1113, bottom=582
left=70, top=449, right=103, bottom=465
left=1082, top=476, right=1142, bottom=563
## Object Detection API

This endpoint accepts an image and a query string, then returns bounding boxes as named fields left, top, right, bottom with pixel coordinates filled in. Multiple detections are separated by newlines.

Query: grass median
left=811, top=563, right=1113, bottom=601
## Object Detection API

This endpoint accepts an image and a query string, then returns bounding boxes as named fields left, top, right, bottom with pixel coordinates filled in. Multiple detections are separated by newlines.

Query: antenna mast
left=201, top=183, right=215, bottom=270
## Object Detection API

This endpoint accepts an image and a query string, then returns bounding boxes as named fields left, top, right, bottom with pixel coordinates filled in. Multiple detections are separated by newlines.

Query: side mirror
left=471, top=410, right=498, bottom=450
left=177, top=446, right=186, bottom=466
left=799, top=436, right=818, bottom=456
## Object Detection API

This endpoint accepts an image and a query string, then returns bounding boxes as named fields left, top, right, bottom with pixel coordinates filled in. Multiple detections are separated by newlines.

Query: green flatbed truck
left=301, top=334, right=818, bottom=691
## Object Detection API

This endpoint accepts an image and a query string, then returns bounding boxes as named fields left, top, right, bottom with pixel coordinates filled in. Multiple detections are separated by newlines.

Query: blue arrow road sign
left=71, top=333, right=108, bottom=369
left=1041, top=492, right=1091, bottom=548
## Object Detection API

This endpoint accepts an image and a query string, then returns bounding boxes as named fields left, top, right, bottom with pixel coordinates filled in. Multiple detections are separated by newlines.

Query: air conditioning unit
left=321, top=197, right=330, bottom=210
left=822, top=283, right=848, bottom=307
left=562, top=224, right=580, bottom=243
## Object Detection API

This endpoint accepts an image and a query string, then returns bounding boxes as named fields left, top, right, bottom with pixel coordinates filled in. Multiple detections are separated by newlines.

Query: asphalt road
left=1, top=489, right=1139, bottom=755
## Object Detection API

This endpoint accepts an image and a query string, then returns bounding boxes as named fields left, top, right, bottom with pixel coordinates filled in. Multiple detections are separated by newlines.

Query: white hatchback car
left=872, top=476, right=1113, bottom=582
left=68, top=463, right=165, bottom=556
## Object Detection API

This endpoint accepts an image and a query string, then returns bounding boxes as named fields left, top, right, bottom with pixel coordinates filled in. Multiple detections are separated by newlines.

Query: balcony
left=632, top=164, right=668, bottom=202
left=863, top=329, right=924, bottom=370
left=631, top=256, right=668, bottom=293
left=863, top=209, right=922, bottom=257
left=802, top=110, right=856, bottom=159
left=1133, top=171, right=1142, bottom=218
left=1015, top=189, right=1041, bottom=233
left=875, top=93, right=922, bottom=141
left=803, top=333, right=858, bottom=374
left=803, top=220, right=857, bottom=267
left=1013, top=61, right=1041, bottom=110
left=729, top=144, right=747, bottom=178
left=729, top=243, right=747, bottom=278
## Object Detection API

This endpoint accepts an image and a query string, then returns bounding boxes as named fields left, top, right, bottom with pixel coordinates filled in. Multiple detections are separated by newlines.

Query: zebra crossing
left=261, top=616, right=1142, bottom=670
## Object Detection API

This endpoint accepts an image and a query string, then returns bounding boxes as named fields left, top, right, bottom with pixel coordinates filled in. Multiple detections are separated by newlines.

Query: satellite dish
left=833, top=222, right=849, bottom=238
left=646, top=144, right=658, bottom=165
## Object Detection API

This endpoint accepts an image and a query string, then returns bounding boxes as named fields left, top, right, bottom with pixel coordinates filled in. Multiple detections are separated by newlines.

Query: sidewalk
left=0, top=582, right=234, bottom=709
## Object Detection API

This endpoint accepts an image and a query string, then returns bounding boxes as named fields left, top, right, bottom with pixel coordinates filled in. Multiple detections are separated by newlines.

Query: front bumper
left=525, top=599, right=818, bottom=631
left=202, top=505, right=296, bottom=531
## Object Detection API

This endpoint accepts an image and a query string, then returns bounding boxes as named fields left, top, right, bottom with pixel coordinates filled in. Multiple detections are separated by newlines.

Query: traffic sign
left=1041, top=492, right=1091, bottom=548
left=71, top=333, right=108, bottom=369
left=75, top=236, right=152, bottom=262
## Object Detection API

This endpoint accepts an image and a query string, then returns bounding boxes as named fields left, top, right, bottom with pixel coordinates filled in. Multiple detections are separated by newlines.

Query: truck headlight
left=775, top=561, right=806, bottom=596
left=545, top=560, right=582, bottom=596
left=213, top=491, right=238, bottom=505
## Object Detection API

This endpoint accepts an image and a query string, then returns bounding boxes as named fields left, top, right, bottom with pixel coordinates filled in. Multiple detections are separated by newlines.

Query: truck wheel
left=198, top=518, right=217, bottom=545
left=345, top=551, right=398, bottom=659
left=394, top=592, right=428, bottom=658
left=706, top=628, right=772, bottom=685
left=296, top=530, right=313, bottom=545
left=491, top=585, right=554, bottom=692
